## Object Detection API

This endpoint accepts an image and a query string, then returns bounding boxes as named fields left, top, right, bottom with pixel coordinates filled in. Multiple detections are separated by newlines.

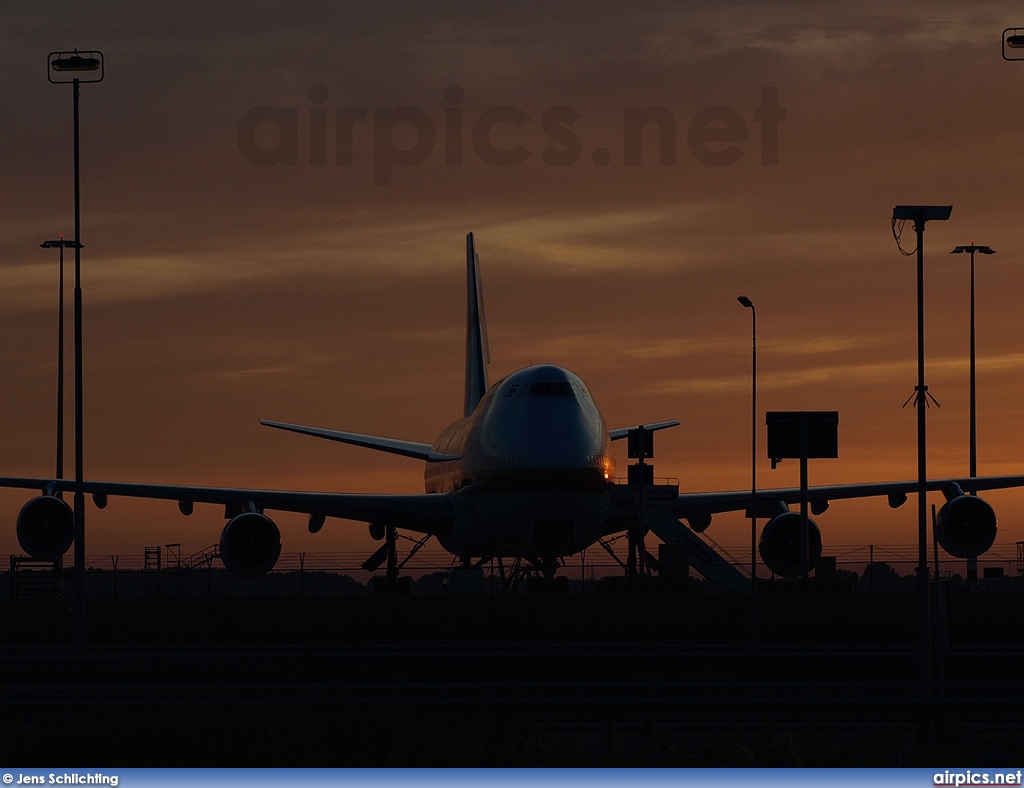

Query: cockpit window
left=505, top=384, right=519, bottom=397
left=529, top=382, right=574, bottom=397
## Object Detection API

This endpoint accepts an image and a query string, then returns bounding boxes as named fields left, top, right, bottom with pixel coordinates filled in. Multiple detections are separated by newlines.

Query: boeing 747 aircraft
left=3, top=234, right=1022, bottom=584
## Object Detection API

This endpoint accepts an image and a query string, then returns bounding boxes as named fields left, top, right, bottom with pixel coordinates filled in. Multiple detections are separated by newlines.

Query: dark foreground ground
left=3, top=587, right=1024, bottom=766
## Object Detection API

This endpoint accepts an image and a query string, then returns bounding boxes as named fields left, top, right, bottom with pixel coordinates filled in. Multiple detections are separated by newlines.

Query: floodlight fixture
left=951, top=244, right=995, bottom=255
left=1004, top=29, right=1024, bottom=60
left=893, top=205, right=952, bottom=222
left=40, top=239, right=81, bottom=249
left=48, top=50, right=103, bottom=83
left=51, top=55, right=99, bottom=71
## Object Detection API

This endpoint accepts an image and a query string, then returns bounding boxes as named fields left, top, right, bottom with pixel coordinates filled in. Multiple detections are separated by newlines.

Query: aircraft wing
left=0, top=476, right=456, bottom=536
left=664, top=474, right=1024, bottom=521
left=259, top=420, right=462, bottom=462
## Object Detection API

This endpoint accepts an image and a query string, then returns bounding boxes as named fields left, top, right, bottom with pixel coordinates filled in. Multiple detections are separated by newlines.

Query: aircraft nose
left=533, top=436, right=588, bottom=467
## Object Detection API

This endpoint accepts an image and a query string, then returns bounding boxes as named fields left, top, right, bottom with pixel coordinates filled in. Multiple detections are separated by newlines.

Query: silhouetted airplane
left=3, top=233, right=1021, bottom=583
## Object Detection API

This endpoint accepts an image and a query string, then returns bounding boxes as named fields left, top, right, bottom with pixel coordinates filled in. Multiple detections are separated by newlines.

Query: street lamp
left=737, top=296, right=757, bottom=642
left=48, top=49, right=103, bottom=649
left=949, top=243, right=995, bottom=485
left=39, top=236, right=81, bottom=484
left=951, top=242, right=994, bottom=585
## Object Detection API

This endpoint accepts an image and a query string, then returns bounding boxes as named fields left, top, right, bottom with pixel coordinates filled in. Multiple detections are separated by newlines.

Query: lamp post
left=48, top=49, right=103, bottom=649
left=39, top=236, right=80, bottom=484
left=949, top=244, right=995, bottom=485
left=893, top=204, right=952, bottom=700
left=737, top=296, right=757, bottom=642
left=951, top=243, right=994, bottom=584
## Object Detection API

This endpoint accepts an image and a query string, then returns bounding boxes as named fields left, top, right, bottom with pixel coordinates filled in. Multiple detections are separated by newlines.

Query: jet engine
left=758, top=511, right=823, bottom=578
left=219, top=512, right=281, bottom=578
left=17, top=495, right=74, bottom=561
left=936, top=494, right=997, bottom=559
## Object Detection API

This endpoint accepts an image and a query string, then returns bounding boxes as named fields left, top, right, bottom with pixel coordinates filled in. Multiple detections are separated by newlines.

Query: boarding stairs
left=162, top=543, right=220, bottom=597
left=609, top=479, right=751, bottom=594
left=642, top=508, right=751, bottom=594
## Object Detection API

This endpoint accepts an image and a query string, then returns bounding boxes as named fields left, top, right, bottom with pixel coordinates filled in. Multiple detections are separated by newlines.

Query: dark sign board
left=766, top=411, right=839, bottom=459
left=627, top=463, right=654, bottom=486
left=627, top=428, right=654, bottom=459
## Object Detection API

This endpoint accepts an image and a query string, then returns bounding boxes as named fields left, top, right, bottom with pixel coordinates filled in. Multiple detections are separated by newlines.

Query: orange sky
left=3, top=3, right=1024, bottom=567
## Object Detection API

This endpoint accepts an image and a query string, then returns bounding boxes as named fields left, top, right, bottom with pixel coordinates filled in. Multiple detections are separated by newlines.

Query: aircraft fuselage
left=425, top=364, right=615, bottom=559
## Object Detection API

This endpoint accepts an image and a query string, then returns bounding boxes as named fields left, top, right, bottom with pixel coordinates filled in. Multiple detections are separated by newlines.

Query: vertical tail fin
left=464, top=232, right=490, bottom=416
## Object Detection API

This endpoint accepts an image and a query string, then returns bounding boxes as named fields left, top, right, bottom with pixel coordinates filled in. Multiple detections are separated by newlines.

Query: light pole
left=737, top=296, right=757, bottom=642
left=40, top=237, right=80, bottom=484
left=951, top=242, right=994, bottom=584
left=949, top=243, right=995, bottom=485
left=893, top=204, right=952, bottom=700
left=48, top=49, right=103, bottom=648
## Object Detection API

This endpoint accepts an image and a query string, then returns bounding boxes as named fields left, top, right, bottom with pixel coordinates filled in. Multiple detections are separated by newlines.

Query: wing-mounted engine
left=17, top=495, right=74, bottom=560
left=936, top=486, right=997, bottom=558
left=219, top=511, right=281, bottom=578
left=758, top=510, right=823, bottom=578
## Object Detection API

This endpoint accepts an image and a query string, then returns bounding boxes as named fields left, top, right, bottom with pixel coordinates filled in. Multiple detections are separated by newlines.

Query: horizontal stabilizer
left=260, top=420, right=461, bottom=462
left=609, top=420, right=680, bottom=441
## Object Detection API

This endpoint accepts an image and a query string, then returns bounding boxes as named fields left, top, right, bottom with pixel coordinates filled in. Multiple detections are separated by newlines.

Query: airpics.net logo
left=934, top=771, right=1024, bottom=786
left=236, top=85, right=786, bottom=185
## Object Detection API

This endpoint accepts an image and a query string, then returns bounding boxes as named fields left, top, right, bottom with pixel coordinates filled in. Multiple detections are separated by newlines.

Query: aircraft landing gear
left=488, top=555, right=564, bottom=594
